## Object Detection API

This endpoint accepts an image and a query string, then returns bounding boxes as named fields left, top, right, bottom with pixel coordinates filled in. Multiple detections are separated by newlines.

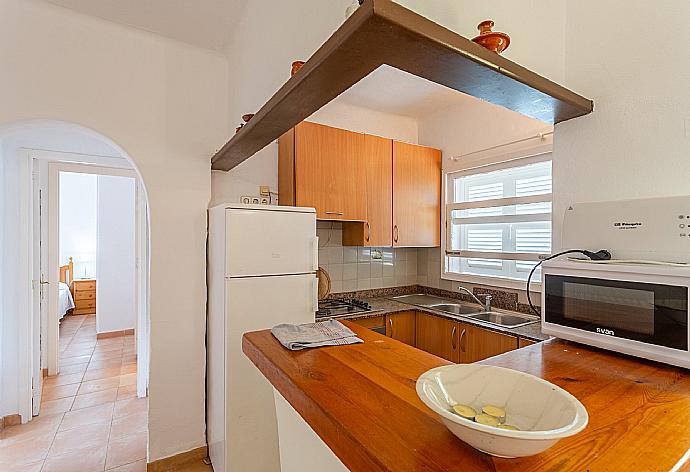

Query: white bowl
left=416, top=364, right=588, bottom=458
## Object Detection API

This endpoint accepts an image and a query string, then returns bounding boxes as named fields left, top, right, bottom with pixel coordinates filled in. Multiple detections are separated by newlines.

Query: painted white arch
left=0, top=120, right=151, bottom=425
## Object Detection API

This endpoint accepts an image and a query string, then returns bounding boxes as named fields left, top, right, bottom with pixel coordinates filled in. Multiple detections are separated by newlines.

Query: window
left=445, top=158, right=552, bottom=282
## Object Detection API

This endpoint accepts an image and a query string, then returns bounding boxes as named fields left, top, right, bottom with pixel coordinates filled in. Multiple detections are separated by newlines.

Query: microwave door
left=544, top=275, right=688, bottom=351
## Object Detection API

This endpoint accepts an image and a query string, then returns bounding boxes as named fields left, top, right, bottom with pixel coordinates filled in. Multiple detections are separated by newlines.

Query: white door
left=222, top=273, right=317, bottom=472
left=31, top=163, right=45, bottom=415
left=225, top=208, right=317, bottom=277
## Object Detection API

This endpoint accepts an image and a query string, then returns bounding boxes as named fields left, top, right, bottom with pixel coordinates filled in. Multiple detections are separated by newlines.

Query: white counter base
left=273, top=389, right=349, bottom=472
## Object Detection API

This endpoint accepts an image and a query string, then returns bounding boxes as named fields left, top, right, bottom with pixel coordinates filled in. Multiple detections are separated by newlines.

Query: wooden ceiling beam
left=212, top=0, right=592, bottom=171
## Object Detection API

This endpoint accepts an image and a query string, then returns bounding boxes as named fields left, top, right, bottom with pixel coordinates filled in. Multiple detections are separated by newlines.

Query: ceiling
left=41, top=0, right=247, bottom=50
left=332, top=65, right=484, bottom=119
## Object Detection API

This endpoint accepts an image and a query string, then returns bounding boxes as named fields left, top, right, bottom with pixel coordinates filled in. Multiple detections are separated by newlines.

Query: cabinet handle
left=325, top=211, right=344, bottom=216
left=388, top=318, right=393, bottom=336
left=451, top=326, right=457, bottom=349
left=393, top=225, right=399, bottom=243
left=365, top=222, right=370, bottom=242
left=459, top=328, right=467, bottom=352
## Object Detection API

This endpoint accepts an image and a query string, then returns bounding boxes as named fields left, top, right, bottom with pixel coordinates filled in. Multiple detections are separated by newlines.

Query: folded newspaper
left=271, top=320, right=363, bottom=351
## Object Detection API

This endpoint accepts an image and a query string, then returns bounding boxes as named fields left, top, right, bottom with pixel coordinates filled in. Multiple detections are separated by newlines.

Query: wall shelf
left=211, top=0, right=593, bottom=171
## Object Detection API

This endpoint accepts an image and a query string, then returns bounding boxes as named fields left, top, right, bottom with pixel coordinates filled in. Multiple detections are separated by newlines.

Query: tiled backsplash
left=317, top=222, right=418, bottom=293
left=317, top=224, right=536, bottom=310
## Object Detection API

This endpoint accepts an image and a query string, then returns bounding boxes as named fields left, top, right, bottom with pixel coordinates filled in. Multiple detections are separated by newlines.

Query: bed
left=58, top=257, right=75, bottom=321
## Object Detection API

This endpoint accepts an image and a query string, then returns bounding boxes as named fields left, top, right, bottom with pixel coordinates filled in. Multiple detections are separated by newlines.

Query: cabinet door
left=342, top=135, right=393, bottom=246
left=294, top=122, right=367, bottom=221
left=393, top=142, right=441, bottom=247
left=385, top=311, right=416, bottom=346
left=415, top=313, right=459, bottom=362
left=458, top=323, right=518, bottom=363
left=519, top=338, right=537, bottom=348
left=364, top=135, right=393, bottom=246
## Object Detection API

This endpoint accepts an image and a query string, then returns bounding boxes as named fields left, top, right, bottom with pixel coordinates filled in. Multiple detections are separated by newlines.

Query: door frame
left=47, top=161, right=139, bottom=374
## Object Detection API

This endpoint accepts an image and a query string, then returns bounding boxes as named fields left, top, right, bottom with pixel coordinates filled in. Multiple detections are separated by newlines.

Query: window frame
left=441, top=133, right=553, bottom=291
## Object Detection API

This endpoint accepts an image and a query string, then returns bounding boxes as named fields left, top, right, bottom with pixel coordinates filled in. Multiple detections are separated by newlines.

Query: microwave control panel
left=562, top=196, right=690, bottom=263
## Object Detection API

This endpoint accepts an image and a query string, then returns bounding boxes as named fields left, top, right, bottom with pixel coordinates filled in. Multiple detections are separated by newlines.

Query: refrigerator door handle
left=312, top=236, right=319, bottom=271
left=312, top=277, right=319, bottom=313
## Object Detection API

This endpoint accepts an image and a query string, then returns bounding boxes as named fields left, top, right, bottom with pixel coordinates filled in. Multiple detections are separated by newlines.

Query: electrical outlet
left=240, top=196, right=252, bottom=204
left=259, top=186, right=271, bottom=196
left=251, top=197, right=260, bottom=204
left=260, top=196, right=270, bottom=205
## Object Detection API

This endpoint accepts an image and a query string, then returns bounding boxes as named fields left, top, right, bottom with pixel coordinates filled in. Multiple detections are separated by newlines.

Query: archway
left=0, top=120, right=150, bottom=435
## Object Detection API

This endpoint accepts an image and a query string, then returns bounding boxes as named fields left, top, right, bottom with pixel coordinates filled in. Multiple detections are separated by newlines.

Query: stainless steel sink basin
left=427, top=303, right=483, bottom=316
left=465, top=311, right=538, bottom=328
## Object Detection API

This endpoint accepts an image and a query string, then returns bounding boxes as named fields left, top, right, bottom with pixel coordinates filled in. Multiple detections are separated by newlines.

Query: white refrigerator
left=207, top=203, right=318, bottom=472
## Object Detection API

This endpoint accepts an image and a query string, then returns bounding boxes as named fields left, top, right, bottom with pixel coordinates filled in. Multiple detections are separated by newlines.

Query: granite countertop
left=327, top=295, right=548, bottom=342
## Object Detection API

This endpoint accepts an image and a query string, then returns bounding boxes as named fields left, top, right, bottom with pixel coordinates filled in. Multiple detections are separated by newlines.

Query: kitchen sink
left=427, top=303, right=483, bottom=316
left=465, top=311, right=538, bottom=328
left=388, top=294, right=450, bottom=307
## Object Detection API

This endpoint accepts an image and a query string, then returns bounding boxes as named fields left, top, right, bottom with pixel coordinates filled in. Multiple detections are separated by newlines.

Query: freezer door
left=224, top=273, right=317, bottom=472
left=225, top=208, right=317, bottom=277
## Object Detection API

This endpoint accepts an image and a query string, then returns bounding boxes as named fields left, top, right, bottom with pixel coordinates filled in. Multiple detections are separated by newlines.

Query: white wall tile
left=342, top=280, right=357, bottom=292
left=357, top=279, right=371, bottom=290
left=343, top=263, right=358, bottom=281
left=343, top=247, right=358, bottom=263
left=328, top=263, right=343, bottom=281
left=357, top=247, right=371, bottom=262
left=370, top=261, right=383, bottom=278
left=357, top=263, right=371, bottom=279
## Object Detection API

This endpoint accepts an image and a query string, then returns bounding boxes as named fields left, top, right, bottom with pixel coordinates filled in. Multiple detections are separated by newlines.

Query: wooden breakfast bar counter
left=242, top=321, right=690, bottom=471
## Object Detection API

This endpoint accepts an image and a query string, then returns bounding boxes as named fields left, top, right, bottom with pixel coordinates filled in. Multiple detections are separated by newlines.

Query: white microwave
left=541, top=260, right=690, bottom=368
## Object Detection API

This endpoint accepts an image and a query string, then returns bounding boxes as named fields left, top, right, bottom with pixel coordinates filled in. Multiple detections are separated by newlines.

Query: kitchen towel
left=271, top=320, right=363, bottom=351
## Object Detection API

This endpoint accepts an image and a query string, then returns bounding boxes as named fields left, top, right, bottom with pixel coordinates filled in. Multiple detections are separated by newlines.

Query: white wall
left=0, top=0, right=229, bottom=460
left=553, top=0, right=690, bottom=249
left=211, top=0, right=351, bottom=206
left=59, top=172, right=98, bottom=279
left=96, top=175, right=136, bottom=333
left=395, top=0, right=566, bottom=84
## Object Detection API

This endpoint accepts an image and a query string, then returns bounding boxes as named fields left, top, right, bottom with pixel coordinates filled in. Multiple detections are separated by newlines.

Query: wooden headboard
left=59, top=257, right=74, bottom=286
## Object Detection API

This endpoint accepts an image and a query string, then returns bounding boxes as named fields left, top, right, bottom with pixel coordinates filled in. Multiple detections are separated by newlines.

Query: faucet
left=457, top=286, right=492, bottom=312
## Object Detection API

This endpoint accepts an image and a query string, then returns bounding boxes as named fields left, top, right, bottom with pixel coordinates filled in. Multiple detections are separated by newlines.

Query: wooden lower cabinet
left=415, top=313, right=459, bottom=362
left=519, top=337, right=537, bottom=348
left=385, top=311, right=416, bottom=346
left=458, top=323, right=518, bottom=363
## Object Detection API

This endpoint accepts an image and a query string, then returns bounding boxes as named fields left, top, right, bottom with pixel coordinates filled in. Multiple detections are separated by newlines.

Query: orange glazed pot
left=472, top=20, right=510, bottom=54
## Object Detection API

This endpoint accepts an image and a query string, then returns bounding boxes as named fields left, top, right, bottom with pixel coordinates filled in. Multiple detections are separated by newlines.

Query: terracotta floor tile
left=59, top=403, right=114, bottom=431
left=44, top=372, right=84, bottom=387
left=105, top=431, right=147, bottom=470
left=110, top=413, right=147, bottom=440
left=58, top=362, right=89, bottom=375
left=62, top=346, right=95, bottom=357
left=0, top=413, right=63, bottom=445
left=3, top=461, right=44, bottom=472
left=116, top=385, right=137, bottom=401
left=84, top=366, right=124, bottom=382
left=89, top=358, right=123, bottom=370
left=91, top=351, right=124, bottom=362
left=120, top=364, right=137, bottom=375
left=78, top=377, right=121, bottom=395
left=106, top=458, right=146, bottom=471
left=119, top=373, right=137, bottom=387
left=113, top=398, right=148, bottom=419
left=0, top=432, right=54, bottom=467
left=42, top=444, right=107, bottom=472
left=49, top=422, right=110, bottom=456
left=71, top=388, right=118, bottom=411
left=42, top=383, right=80, bottom=401
left=60, top=355, right=92, bottom=367
left=40, top=397, right=75, bottom=416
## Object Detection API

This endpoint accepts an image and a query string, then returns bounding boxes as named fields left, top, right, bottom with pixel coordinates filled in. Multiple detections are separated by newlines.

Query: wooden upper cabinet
left=415, top=313, right=459, bottom=363
left=343, top=134, right=393, bottom=247
left=385, top=311, right=416, bottom=346
left=457, top=323, right=518, bottom=364
left=393, top=142, right=441, bottom=247
left=280, top=121, right=367, bottom=221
